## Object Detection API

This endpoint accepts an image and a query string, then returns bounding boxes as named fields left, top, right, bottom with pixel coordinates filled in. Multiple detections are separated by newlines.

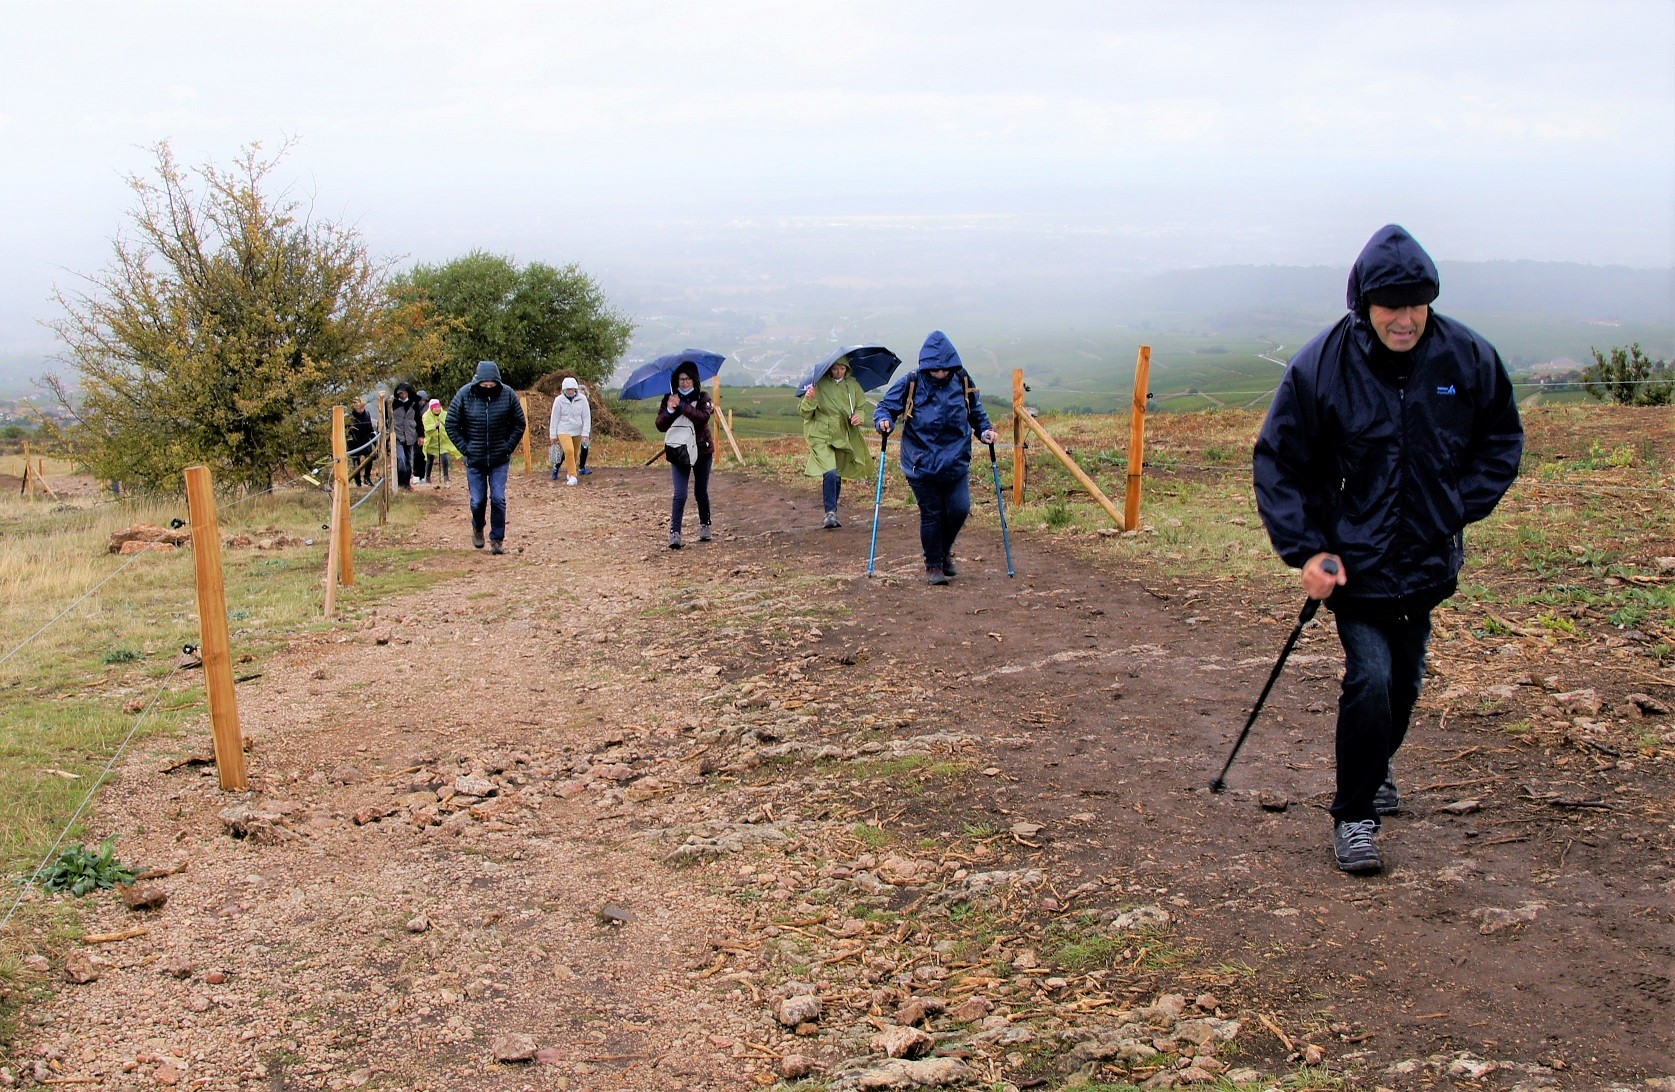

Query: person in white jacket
left=548, top=377, right=593, bottom=485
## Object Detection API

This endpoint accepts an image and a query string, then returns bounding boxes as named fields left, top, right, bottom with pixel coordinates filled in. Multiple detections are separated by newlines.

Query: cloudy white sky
left=2, top=0, right=1672, bottom=356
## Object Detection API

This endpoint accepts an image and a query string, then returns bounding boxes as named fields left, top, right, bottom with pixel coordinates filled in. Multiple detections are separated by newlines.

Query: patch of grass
left=1043, top=500, right=1075, bottom=529
left=1050, top=934, right=1126, bottom=971
left=1281, top=1066, right=1347, bottom=1089
left=100, top=648, right=143, bottom=665
left=851, top=823, right=890, bottom=850
left=1532, top=611, right=1579, bottom=636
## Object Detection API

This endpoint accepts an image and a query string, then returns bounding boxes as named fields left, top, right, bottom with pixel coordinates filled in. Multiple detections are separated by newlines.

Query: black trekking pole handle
left=1209, top=557, right=1339, bottom=794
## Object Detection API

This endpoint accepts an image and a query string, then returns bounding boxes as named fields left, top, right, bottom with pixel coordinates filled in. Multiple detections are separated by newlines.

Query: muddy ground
left=5, top=463, right=1671, bottom=1091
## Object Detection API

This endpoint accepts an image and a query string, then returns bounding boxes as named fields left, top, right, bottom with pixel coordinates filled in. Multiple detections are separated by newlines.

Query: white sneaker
left=566, top=476, right=578, bottom=486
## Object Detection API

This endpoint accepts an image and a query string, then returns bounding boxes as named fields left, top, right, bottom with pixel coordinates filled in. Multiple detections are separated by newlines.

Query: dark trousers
left=396, top=442, right=421, bottom=489
left=906, top=475, right=971, bottom=570
left=670, top=449, right=713, bottom=533
left=1330, top=610, right=1432, bottom=824
left=821, top=470, right=843, bottom=513
left=467, top=462, right=509, bottom=543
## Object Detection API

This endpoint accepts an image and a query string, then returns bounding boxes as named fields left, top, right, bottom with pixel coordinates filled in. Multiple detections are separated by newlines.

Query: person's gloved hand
left=980, top=429, right=997, bottom=444
left=876, top=418, right=892, bottom=435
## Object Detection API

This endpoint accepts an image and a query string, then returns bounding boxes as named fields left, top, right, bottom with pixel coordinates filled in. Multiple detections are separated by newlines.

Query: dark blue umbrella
left=619, top=349, right=727, bottom=400
left=796, top=345, right=902, bottom=395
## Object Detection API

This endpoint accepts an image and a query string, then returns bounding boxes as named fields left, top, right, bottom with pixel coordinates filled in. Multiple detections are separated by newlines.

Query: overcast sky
left=2, top=0, right=1672, bottom=356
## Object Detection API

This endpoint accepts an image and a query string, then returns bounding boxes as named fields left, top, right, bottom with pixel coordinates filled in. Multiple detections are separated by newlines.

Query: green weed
left=34, top=836, right=139, bottom=896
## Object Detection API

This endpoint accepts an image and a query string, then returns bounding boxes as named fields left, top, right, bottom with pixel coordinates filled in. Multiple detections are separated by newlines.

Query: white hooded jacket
left=548, top=389, right=592, bottom=439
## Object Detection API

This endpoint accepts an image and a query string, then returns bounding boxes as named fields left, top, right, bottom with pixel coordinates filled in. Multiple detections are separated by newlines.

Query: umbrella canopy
left=619, top=349, right=727, bottom=400
left=796, top=345, right=902, bottom=395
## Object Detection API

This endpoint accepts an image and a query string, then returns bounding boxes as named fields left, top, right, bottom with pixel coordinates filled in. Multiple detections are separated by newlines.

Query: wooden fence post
left=1011, top=369, right=1027, bottom=506
left=519, top=394, right=533, bottom=474
left=183, top=466, right=248, bottom=791
left=1124, top=345, right=1152, bottom=532
left=712, top=377, right=746, bottom=464
left=377, top=390, right=391, bottom=526
left=331, top=405, right=354, bottom=587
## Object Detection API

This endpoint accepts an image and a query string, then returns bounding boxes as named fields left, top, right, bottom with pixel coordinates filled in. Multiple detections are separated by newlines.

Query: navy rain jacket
left=1253, top=226, right=1524, bottom=611
left=445, top=361, right=527, bottom=470
left=873, top=331, right=995, bottom=483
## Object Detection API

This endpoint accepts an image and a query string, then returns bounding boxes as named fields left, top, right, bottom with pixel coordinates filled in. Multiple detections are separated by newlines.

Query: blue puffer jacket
left=874, top=331, right=995, bottom=482
left=445, top=361, right=527, bottom=470
left=1254, top=226, right=1524, bottom=609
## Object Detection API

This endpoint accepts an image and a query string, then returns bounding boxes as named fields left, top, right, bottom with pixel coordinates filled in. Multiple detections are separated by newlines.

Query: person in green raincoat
left=799, top=358, right=875, bottom=529
left=422, top=398, right=461, bottom=487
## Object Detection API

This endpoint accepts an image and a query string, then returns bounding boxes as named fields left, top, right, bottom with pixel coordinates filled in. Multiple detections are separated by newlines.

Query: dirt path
left=11, top=464, right=1672, bottom=1091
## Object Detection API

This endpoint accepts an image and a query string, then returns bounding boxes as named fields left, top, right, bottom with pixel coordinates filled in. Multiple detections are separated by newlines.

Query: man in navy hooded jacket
left=445, top=361, right=527, bottom=555
left=875, top=331, right=997, bottom=585
left=1254, top=225, right=1523, bottom=875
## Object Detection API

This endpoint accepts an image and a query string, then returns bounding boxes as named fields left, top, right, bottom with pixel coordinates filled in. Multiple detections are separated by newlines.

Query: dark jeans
left=821, top=470, right=842, bottom=513
left=670, top=449, right=713, bottom=533
left=396, top=441, right=421, bottom=489
left=906, top=475, right=971, bottom=570
left=1331, top=609, right=1432, bottom=824
left=467, top=462, right=510, bottom=543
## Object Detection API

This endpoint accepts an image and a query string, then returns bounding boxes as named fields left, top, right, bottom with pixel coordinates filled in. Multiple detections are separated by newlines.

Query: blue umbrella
left=796, top=345, right=902, bottom=395
left=619, top=349, right=727, bottom=400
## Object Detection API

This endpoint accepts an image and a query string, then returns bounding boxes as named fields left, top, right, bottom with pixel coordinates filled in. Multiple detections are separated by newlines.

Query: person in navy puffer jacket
left=874, top=331, right=997, bottom=585
left=1254, top=224, right=1523, bottom=875
left=445, top=361, right=527, bottom=555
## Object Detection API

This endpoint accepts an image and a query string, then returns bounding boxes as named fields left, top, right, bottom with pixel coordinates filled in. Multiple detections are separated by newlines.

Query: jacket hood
left=473, top=361, right=504, bottom=385
left=670, top=361, right=702, bottom=396
left=1347, top=225, right=1439, bottom=314
left=918, top=331, right=963, bottom=372
left=394, top=381, right=415, bottom=400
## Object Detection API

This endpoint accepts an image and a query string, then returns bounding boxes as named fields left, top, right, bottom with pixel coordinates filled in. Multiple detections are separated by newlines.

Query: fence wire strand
left=1, top=661, right=188, bottom=934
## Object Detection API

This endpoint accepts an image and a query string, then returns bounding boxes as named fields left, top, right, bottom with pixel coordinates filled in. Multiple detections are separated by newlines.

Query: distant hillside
left=1112, top=261, right=1673, bottom=328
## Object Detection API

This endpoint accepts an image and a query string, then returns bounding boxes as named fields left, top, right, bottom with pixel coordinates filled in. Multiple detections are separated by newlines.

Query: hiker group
left=399, top=224, right=1524, bottom=877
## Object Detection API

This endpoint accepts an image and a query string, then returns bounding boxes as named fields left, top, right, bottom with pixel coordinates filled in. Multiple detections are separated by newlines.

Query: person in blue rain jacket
left=874, top=331, right=997, bottom=585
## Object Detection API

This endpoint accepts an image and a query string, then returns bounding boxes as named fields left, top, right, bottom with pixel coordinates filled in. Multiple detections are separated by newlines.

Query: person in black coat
left=444, top=361, right=527, bottom=554
left=347, top=396, right=376, bottom=487
left=1254, top=224, right=1523, bottom=875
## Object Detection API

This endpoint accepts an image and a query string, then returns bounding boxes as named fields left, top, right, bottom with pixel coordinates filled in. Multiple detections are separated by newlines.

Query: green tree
left=1580, top=343, right=1674, bottom=406
left=48, top=140, right=432, bottom=492
left=393, top=251, right=633, bottom=395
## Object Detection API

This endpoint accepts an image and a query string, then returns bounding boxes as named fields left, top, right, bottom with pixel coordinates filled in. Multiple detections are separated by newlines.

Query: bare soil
left=7, top=460, right=1671, bottom=1091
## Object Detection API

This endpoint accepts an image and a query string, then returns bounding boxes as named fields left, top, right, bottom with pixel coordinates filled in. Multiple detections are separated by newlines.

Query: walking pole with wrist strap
left=986, top=441, right=1015, bottom=577
left=866, top=431, right=890, bottom=577
left=1209, top=558, right=1338, bottom=793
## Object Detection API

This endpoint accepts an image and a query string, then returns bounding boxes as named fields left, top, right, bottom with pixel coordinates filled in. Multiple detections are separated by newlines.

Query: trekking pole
left=987, top=441, right=1015, bottom=577
left=1209, top=558, right=1338, bottom=793
left=866, top=431, right=890, bottom=576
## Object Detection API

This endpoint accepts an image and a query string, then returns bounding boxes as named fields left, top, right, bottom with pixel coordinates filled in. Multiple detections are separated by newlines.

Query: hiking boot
left=472, top=527, right=485, bottom=549
left=926, top=566, right=950, bottom=586
left=1333, top=819, right=1383, bottom=874
left=823, top=511, right=840, bottom=529
left=1374, top=763, right=1400, bottom=816
left=490, top=541, right=505, bottom=555
left=698, top=524, right=712, bottom=542
left=942, top=556, right=957, bottom=577
left=669, top=531, right=683, bottom=550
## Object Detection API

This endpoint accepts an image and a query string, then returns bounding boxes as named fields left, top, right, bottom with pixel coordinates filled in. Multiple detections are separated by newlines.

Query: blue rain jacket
left=873, top=331, right=994, bottom=483
left=1253, top=226, right=1524, bottom=609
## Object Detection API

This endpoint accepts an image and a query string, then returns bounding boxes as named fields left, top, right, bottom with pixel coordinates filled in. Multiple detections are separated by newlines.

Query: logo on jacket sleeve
left=1435, top=384, right=1457, bottom=396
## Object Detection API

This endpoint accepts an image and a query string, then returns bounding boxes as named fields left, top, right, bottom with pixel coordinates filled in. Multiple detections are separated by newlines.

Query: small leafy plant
left=36, top=837, right=139, bottom=896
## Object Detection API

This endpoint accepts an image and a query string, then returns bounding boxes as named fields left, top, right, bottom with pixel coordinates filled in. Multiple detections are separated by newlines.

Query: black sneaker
left=1374, top=763, right=1400, bottom=816
left=942, top=556, right=957, bottom=577
left=669, top=531, right=683, bottom=550
left=472, top=527, right=485, bottom=549
left=1333, top=819, right=1383, bottom=874
left=926, top=566, right=950, bottom=586
left=822, top=511, right=840, bottom=529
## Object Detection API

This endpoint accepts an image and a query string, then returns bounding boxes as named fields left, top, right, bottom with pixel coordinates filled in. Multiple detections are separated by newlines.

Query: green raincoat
left=422, top=408, right=461, bottom=458
left=799, top=371, right=875, bottom=480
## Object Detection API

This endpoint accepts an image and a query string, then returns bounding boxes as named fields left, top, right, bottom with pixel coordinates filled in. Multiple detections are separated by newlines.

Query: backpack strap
left=902, top=375, right=917, bottom=421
